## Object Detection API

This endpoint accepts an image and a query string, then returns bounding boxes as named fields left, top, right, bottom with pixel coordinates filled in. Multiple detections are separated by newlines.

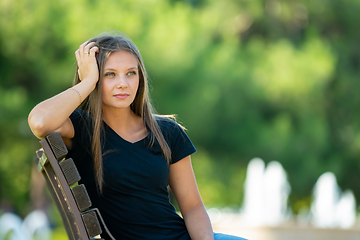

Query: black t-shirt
left=68, top=109, right=197, bottom=240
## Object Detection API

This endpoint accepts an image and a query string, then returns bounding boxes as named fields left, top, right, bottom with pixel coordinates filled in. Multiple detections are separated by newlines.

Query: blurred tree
left=0, top=0, right=360, bottom=218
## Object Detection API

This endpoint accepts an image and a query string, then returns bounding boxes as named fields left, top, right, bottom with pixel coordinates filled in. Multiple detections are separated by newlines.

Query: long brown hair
left=73, top=32, right=172, bottom=192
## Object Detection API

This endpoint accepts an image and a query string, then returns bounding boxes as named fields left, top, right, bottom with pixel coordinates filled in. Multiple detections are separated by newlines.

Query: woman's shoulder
left=153, top=115, right=188, bottom=144
left=153, top=115, right=196, bottom=162
left=153, top=115, right=183, bottom=132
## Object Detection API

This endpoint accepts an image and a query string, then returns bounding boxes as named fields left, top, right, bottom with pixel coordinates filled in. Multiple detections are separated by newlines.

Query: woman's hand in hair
left=75, top=41, right=99, bottom=84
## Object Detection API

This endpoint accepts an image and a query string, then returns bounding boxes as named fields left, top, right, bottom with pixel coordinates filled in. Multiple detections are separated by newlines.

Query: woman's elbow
left=28, top=114, right=47, bottom=139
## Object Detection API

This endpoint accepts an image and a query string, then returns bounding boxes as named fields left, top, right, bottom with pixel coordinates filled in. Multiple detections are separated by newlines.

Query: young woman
left=28, top=32, right=245, bottom=240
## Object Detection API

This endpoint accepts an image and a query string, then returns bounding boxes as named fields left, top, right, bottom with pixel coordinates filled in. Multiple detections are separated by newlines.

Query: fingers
left=84, top=42, right=96, bottom=54
left=89, top=46, right=99, bottom=56
left=78, top=41, right=88, bottom=55
left=79, top=41, right=97, bottom=55
left=74, top=41, right=100, bottom=83
left=75, top=49, right=80, bottom=63
left=75, top=41, right=98, bottom=62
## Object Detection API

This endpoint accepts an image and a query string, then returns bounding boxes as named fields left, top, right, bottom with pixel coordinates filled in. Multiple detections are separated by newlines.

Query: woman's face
left=101, top=50, right=139, bottom=112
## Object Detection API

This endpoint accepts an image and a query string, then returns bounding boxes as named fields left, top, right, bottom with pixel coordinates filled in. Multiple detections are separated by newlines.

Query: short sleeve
left=158, top=118, right=197, bottom=164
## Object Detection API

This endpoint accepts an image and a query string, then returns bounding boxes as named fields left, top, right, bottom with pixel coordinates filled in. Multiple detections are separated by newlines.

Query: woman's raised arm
left=28, top=41, right=99, bottom=142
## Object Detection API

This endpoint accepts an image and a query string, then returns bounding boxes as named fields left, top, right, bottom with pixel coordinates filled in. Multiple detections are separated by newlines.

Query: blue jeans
left=214, top=233, right=247, bottom=240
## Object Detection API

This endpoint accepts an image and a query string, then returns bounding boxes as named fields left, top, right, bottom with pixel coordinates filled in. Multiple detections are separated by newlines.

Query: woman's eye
left=127, top=71, right=137, bottom=76
left=105, top=72, right=115, bottom=77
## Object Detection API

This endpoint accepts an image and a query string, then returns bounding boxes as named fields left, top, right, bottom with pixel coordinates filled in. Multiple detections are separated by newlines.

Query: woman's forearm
left=28, top=78, right=96, bottom=138
left=183, top=204, right=214, bottom=240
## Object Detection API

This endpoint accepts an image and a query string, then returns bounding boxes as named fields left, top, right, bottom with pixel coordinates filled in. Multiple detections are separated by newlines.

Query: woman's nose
left=116, top=75, right=127, bottom=88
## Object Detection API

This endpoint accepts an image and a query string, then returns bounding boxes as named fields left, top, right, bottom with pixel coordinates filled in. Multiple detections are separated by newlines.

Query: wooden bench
left=35, top=132, right=115, bottom=240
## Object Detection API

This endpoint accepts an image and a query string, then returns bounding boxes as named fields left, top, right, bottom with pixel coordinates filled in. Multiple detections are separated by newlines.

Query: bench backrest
left=36, top=132, right=115, bottom=240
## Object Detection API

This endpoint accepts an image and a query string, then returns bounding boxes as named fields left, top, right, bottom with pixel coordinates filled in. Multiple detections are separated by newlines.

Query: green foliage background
left=1, top=0, right=360, bottom=222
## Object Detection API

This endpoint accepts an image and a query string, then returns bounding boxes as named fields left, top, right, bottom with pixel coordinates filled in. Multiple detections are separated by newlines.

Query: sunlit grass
left=51, top=227, right=67, bottom=240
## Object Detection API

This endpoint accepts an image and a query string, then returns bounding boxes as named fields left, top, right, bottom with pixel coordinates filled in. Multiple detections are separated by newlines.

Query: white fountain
left=0, top=212, right=28, bottom=240
left=263, top=161, right=291, bottom=226
left=23, top=210, right=52, bottom=239
left=242, top=158, right=291, bottom=227
left=336, top=190, right=356, bottom=229
left=242, top=158, right=266, bottom=226
left=0, top=210, right=51, bottom=240
left=311, top=172, right=356, bottom=229
left=311, top=172, right=341, bottom=228
left=212, top=160, right=360, bottom=240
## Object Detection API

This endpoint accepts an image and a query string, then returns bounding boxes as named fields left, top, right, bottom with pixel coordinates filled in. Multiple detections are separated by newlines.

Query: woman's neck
left=103, top=107, right=136, bottom=128
left=102, top=106, right=148, bottom=143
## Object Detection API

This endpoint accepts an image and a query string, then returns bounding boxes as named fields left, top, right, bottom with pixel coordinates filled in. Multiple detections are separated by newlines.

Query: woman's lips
left=114, top=93, right=129, bottom=99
